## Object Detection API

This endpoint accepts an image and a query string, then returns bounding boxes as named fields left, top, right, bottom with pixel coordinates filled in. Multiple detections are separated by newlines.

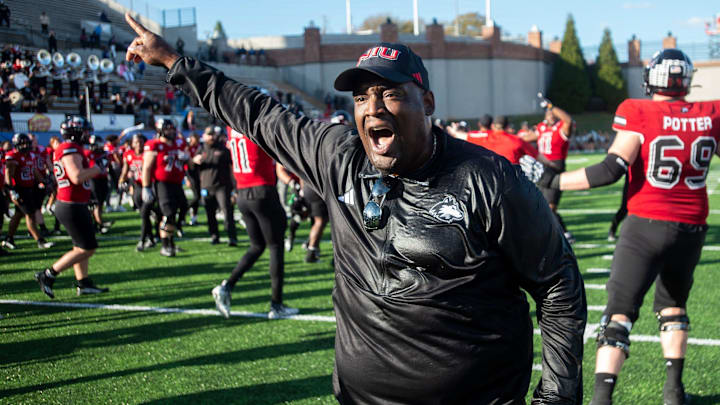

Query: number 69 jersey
left=144, top=138, right=186, bottom=185
left=227, top=127, right=276, bottom=189
left=612, top=99, right=720, bottom=224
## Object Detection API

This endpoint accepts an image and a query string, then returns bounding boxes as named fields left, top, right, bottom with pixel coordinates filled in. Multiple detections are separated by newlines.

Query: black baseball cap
left=334, top=42, right=430, bottom=92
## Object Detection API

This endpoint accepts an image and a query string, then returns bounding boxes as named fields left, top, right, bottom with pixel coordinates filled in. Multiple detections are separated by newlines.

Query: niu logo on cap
left=357, top=46, right=400, bottom=66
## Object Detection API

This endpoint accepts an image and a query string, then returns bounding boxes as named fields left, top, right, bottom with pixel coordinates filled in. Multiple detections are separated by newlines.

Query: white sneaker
left=212, top=282, right=231, bottom=318
left=284, top=238, right=293, bottom=252
left=189, top=215, right=198, bottom=226
left=38, top=240, right=55, bottom=249
left=268, top=303, right=299, bottom=319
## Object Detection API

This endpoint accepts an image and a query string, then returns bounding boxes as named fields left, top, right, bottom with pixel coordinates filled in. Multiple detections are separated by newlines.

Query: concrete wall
left=227, top=35, right=305, bottom=50
left=163, top=25, right=198, bottom=55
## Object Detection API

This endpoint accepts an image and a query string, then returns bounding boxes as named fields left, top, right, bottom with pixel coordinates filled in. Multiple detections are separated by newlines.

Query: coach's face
left=353, top=76, right=435, bottom=175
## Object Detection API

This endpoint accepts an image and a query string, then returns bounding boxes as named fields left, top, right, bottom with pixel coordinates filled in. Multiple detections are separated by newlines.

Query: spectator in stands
left=0, top=0, right=10, bottom=28
left=78, top=93, right=87, bottom=116
left=39, top=11, right=49, bottom=34
left=51, top=64, right=64, bottom=96
left=124, top=96, right=134, bottom=116
left=68, top=65, right=81, bottom=99
left=182, top=109, right=196, bottom=131
left=108, top=34, right=117, bottom=60
left=136, top=60, right=145, bottom=79
left=48, top=31, right=57, bottom=54
left=176, top=38, right=185, bottom=55
left=91, top=25, right=102, bottom=48
left=91, top=96, right=102, bottom=114
left=117, top=61, right=134, bottom=82
left=84, top=67, right=96, bottom=98
left=80, top=28, right=89, bottom=49
left=112, top=93, right=124, bottom=114
left=35, top=86, right=49, bottom=113
left=164, top=85, right=174, bottom=111
left=174, top=87, right=184, bottom=113
left=99, top=11, right=110, bottom=23
left=98, top=69, right=109, bottom=99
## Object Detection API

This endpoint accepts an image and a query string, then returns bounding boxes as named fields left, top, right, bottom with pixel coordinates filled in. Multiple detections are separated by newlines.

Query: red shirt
left=227, top=127, right=276, bottom=189
left=123, top=149, right=144, bottom=184
left=5, top=149, right=37, bottom=188
left=54, top=142, right=92, bottom=203
left=534, top=120, right=569, bottom=161
left=466, top=130, right=490, bottom=145
left=144, top=138, right=186, bottom=184
left=612, top=98, right=720, bottom=224
left=468, top=130, right=538, bottom=164
left=84, top=149, right=109, bottom=179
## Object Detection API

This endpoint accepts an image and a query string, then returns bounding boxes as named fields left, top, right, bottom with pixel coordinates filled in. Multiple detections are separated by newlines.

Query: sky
left=146, top=0, right=718, bottom=49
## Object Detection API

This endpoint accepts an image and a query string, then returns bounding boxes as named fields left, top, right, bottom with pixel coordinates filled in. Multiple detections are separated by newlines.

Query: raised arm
left=124, top=12, right=345, bottom=193
left=493, top=163, right=586, bottom=403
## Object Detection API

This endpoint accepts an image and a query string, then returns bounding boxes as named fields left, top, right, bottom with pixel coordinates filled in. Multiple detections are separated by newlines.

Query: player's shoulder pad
left=613, top=99, right=646, bottom=129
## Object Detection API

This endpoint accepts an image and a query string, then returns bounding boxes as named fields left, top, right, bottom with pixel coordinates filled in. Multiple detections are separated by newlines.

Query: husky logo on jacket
left=429, top=195, right=464, bottom=223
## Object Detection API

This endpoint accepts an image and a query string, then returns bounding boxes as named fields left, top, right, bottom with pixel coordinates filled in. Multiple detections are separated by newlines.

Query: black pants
left=187, top=169, right=201, bottom=217
left=70, top=80, right=79, bottom=98
left=137, top=185, right=160, bottom=242
left=0, top=190, right=8, bottom=234
left=605, top=215, right=707, bottom=322
left=52, top=79, right=63, bottom=97
left=204, top=185, right=236, bottom=241
left=99, top=82, right=108, bottom=99
left=226, top=186, right=287, bottom=304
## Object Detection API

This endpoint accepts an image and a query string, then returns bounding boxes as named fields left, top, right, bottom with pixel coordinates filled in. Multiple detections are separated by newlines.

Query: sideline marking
left=559, top=208, right=720, bottom=215
left=574, top=243, right=720, bottom=252
left=585, top=284, right=606, bottom=290
left=602, top=255, right=614, bottom=260
left=4, top=300, right=720, bottom=347
left=587, top=268, right=610, bottom=274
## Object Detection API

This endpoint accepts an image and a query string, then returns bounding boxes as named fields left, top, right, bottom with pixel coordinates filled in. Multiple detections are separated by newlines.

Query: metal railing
left=582, top=41, right=718, bottom=63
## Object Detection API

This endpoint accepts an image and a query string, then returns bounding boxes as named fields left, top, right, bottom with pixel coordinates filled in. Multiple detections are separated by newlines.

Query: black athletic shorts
left=302, top=184, right=328, bottom=218
left=55, top=201, right=98, bottom=250
left=90, top=177, right=109, bottom=206
left=14, top=186, right=43, bottom=215
left=605, top=214, right=707, bottom=322
left=539, top=159, right=566, bottom=206
left=156, top=181, right=186, bottom=218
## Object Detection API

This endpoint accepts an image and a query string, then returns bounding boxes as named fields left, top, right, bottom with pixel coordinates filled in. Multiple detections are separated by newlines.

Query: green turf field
left=2, top=152, right=720, bottom=404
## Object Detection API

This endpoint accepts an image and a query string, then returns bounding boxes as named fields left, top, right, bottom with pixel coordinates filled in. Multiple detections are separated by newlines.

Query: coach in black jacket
left=125, top=14, right=586, bottom=404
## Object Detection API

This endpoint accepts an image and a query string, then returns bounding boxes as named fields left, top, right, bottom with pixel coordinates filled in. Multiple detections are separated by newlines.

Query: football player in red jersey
left=35, top=115, right=109, bottom=298
left=524, top=49, right=715, bottom=405
left=142, top=119, right=188, bottom=256
left=468, top=115, right=540, bottom=165
left=28, top=133, right=53, bottom=236
left=119, top=133, right=158, bottom=251
left=521, top=101, right=575, bottom=242
left=85, top=135, right=113, bottom=234
left=3, top=133, right=54, bottom=250
left=211, top=127, right=298, bottom=319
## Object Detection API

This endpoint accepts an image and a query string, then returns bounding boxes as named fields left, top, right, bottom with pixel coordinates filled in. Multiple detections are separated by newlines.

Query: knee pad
left=657, top=313, right=690, bottom=332
left=596, top=315, right=632, bottom=358
left=160, top=216, right=176, bottom=232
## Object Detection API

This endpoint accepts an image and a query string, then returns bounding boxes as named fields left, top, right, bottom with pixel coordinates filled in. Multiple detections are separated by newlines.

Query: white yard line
left=587, top=268, right=610, bottom=274
left=585, top=284, right=606, bottom=290
left=573, top=243, right=720, bottom=252
left=4, top=300, right=720, bottom=347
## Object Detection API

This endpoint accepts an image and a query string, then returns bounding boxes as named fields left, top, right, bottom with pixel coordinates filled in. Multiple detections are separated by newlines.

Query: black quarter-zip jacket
left=168, top=57, right=587, bottom=405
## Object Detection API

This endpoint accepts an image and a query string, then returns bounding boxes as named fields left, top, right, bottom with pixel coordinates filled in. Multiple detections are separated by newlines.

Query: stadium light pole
left=485, top=0, right=493, bottom=27
left=346, top=0, right=352, bottom=34
left=413, top=0, right=419, bottom=36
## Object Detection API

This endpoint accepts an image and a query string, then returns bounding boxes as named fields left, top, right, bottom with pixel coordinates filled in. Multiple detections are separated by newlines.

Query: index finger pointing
left=125, top=12, right=148, bottom=35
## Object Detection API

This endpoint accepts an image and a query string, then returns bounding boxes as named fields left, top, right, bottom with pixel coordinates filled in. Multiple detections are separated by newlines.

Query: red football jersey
left=123, top=149, right=144, bottom=184
left=470, top=130, right=538, bottom=164
left=144, top=138, right=186, bottom=184
left=227, top=127, right=276, bottom=189
left=84, top=149, right=109, bottom=179
left=613, top=99, right=720, bottom=224
left=54, top=142, right=92, bottom=203
left=534, top=120, right=569, bottom=161
left=5, top=149, right=37, bottom=188
left=466, top=130, right=490, bottom=145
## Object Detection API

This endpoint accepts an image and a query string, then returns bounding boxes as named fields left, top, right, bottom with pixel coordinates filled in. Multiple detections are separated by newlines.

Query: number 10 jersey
left=612, top=99, right=720, bottom=224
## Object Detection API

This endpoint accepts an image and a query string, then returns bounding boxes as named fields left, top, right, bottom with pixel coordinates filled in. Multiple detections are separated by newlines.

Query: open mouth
left=368, top=127, right=395, bottom=155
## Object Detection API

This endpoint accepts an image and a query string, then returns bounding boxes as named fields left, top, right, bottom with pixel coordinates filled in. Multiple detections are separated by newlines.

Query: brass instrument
left=87, top=55, right=100, bottom=71
left=52, top=52, right=65, bottom=68
left=100, top=58, right=114, bottom=73
left=67, top=52, right=82, bottom=68
left=37, top=49, right=52, bottom=65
